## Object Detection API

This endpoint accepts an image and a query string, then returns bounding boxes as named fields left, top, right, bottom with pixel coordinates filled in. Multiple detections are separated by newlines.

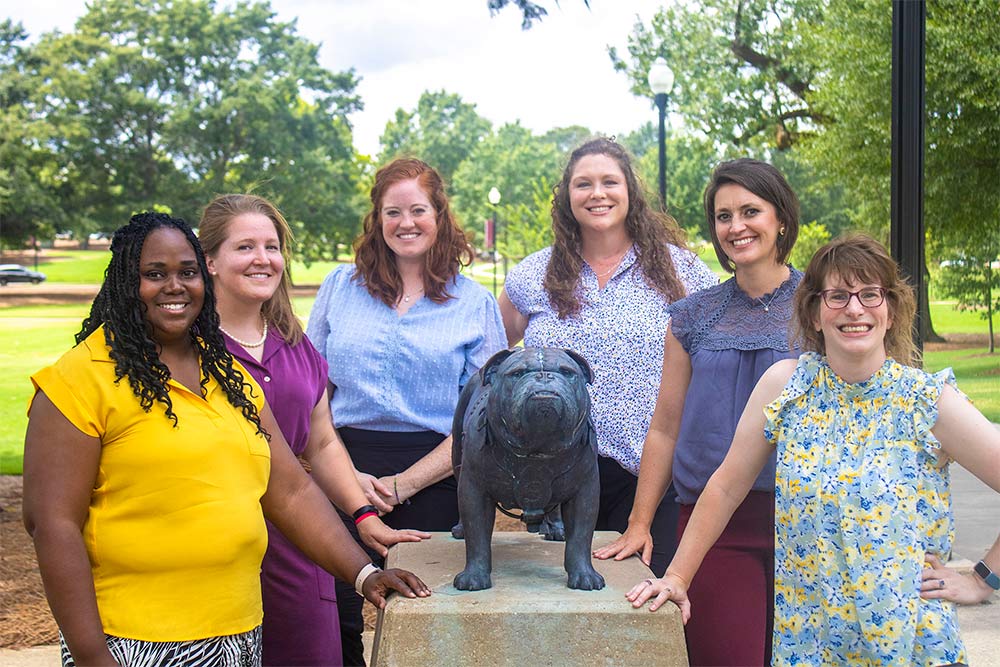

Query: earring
left=779, top=226, right=786, bottom=237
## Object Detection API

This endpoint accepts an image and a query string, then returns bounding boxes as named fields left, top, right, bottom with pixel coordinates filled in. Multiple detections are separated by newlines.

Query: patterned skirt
left=60, top=626, right=262, bottom=667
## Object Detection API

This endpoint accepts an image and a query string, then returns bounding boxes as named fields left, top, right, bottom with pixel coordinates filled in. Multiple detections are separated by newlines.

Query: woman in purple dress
left=199, top=194, right=429, bottom=666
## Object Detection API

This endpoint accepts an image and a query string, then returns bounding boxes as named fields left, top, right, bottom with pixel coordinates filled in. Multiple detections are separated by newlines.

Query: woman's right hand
left=354, top=471, right=395, bottom=514
left=625, top=572, right=691, bottom=622
left=592, top=523, right=653, bottom=567
left=362, top=568, right=432, bottom=609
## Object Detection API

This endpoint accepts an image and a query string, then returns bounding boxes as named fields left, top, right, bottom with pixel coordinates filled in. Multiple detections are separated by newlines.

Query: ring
left=939, top=579, right=946, bottom=590
left=644, top=579, right=653, bottom=587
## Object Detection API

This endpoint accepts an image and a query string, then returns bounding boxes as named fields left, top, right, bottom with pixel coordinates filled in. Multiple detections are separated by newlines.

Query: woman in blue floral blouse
left=628, top=234, right=1000, bottom=666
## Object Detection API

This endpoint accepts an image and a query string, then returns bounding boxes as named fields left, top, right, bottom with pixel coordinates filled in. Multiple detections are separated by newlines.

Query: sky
left=7, top=0, right=668, bottom=156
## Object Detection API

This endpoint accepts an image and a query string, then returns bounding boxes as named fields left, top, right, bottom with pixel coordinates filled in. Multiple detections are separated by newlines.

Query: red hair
left=353, top=158, right=473, bottom=306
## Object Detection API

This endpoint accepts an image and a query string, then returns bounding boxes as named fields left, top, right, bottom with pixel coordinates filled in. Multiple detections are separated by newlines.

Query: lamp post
left=648, top=57, right=674, bottom=212
left=488, top=186, right=501, bottom=295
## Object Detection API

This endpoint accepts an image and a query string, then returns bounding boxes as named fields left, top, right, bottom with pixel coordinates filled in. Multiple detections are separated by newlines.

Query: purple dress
left=225, top=330, right=340, bottom=667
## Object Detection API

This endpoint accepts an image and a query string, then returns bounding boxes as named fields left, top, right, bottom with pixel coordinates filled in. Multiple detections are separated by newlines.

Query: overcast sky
left=7, top=0, right=668, bottom=156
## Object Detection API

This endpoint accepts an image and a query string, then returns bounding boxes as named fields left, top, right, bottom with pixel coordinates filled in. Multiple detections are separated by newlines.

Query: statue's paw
left=539, top=517, right=566, bottom=542
left=567, top=567, right=605, bottom=591
left=450, top=522, right=465, bottom=540
left=454, top=569, right=493, bottom=591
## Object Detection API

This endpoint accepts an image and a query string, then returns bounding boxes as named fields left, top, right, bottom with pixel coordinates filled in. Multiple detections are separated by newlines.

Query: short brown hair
left=199, top=194, right=304, bottom=345
left=353, top=158, right=473, bottom=306
left=704, top=159, right=799, bottom=273
left=793, top=233, right=918, bottom=366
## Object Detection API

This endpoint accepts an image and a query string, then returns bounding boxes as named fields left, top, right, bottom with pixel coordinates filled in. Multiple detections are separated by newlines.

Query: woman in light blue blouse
left=306, top=157, right=506, bottom=665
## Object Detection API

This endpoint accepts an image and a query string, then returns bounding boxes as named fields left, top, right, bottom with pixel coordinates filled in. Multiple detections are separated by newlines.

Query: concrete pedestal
left=372, top=531, right=688, bottom=666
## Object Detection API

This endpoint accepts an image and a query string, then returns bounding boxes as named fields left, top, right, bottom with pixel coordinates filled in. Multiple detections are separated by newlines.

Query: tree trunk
left=920, top=265, right=945, bottom=344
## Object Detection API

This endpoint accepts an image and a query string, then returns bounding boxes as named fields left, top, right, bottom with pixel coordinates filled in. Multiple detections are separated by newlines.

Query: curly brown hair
left=793, top=234, right=918, bottom=366
left=199, top=194, right=304, bottom=346
left=353, top=158, right=474, bottom=306
left=545, top=138, right=688, bottom=318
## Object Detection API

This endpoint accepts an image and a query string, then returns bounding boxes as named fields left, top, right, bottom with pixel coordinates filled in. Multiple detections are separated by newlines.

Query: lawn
left=1, top=273, right=997, bottom=474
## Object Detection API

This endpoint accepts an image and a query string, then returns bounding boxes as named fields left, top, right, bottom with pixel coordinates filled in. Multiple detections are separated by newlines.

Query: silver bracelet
left=354, top=562, right=381, bottom=597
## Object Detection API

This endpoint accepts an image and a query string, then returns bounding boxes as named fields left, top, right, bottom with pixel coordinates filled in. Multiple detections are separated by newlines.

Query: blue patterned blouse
left=764, top=352, right=966, bottom=666
left=306, top=264, right=507, bottom=435
left=504, top=244, right=717, bottom=473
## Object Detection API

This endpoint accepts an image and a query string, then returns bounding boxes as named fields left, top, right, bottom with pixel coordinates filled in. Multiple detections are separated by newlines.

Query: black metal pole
left=890, top=0, right=926, bottom=354
left=502, top=218, right=508, bottom=284
left=655, top=92, right=668, bottom=212
left=491, top=211, right=498, bottom=296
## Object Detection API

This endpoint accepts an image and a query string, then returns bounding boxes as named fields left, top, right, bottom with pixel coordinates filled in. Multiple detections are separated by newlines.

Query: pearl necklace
left=219, top=320, right=268, bottom=348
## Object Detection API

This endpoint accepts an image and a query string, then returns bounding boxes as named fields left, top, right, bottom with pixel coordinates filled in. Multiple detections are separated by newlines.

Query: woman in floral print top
left=628, top=234, right=1000, bottom=666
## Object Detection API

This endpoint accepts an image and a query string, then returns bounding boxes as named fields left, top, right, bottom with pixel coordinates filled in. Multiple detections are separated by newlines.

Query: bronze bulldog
left=451, top=347, right=605, bottom=591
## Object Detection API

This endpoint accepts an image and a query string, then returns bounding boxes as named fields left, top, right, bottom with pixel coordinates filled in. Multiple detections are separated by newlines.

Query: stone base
left=372, top=531, right=688, bottom=666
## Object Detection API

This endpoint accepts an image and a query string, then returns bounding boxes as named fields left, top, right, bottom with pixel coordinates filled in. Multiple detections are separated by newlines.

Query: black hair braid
left=76, top=212, right=267, bottom=439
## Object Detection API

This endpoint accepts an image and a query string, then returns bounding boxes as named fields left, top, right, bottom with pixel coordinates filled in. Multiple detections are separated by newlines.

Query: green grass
left=0, top=305, right=86, bottom=473
left=2, top=255, right=997, bottom=474
left=35, top=250, right=111, bottom=283
left=924, top=348, right=1000, bottom=421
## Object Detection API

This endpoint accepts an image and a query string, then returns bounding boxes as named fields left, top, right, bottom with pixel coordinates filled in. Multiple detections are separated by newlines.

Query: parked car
left=0, top=264, right=47, bottom=286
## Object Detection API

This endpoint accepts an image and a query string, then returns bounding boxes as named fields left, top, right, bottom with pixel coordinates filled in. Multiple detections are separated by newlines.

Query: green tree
left=379, top=90, right=492, bottom=186
left=613, top=0, right=1000, bottom=343
left=0, top=21, right=66, bottom=248
left=611, top=0, right=825, bottom=152
left=788, top=220, right=831, bottom=271
left=450, top=122, right=562, bottom=251
left=487, top=0, right=590, bottom=30
left=27, top=0, right=364, bottom=258
left=938, top=243, right=999, bottom=354
left=496, top=176, right=555, bottom=261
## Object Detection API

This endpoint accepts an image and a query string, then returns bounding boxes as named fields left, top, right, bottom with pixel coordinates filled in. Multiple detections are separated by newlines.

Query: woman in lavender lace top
left=597, top=159, right=801, bottom=666
left=501, top=138, right=717, bottom=577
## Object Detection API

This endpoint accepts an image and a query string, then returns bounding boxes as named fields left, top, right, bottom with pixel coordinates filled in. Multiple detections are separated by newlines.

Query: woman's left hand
left=920, top=553, right=996, bottom=604
left=376, top=474, right=410, bottom=508
left=357, top=517, right=431, bottom=557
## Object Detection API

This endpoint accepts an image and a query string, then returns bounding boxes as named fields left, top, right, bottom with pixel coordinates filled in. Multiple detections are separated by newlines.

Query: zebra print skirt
left=60, top=626, right=262, bottom=666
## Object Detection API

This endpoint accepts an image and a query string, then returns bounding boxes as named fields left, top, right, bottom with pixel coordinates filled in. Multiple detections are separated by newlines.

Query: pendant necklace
left=754, top=290, right=781, bottom=313
left=219, top=319, right=268, bottom=348
left=398, top=287, right=424, bottom=307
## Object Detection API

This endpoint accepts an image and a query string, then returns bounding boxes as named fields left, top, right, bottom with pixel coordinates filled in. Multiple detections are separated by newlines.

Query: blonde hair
left=199, top=194, right=304, bottom=345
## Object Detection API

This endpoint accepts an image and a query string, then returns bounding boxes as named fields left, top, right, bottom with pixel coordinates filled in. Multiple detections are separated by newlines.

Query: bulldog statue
left=451, top=347, right=605, bottom=591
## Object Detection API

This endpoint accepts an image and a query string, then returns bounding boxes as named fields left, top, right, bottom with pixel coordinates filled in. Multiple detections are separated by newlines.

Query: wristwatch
left=973, top=560, right=1000, bottom=590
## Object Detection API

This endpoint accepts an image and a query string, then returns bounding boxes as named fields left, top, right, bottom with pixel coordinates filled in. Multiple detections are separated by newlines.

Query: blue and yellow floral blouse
left=764, top=352, right=966, bottom=666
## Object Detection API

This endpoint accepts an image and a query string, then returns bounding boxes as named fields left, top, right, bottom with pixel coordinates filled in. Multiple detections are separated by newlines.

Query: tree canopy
left=4, top=0, right=365, bottom=259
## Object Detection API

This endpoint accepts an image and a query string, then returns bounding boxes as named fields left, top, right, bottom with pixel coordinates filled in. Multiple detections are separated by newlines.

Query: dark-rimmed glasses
left=818, top=287, right=886, bottom=309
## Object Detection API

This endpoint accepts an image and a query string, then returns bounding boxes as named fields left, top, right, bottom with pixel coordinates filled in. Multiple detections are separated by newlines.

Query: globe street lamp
left=488, top=186, right=502, bottom=295
left=648, top=57, right=674, bottom=212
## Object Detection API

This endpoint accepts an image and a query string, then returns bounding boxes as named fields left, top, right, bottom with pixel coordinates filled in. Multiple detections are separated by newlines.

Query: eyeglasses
left=818, top=287, right=886, bottom=309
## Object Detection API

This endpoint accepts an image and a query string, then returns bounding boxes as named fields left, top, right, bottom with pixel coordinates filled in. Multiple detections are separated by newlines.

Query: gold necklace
left=219, top=319, right=268, bottom=348
left=588, top=249, right=630, bottom=279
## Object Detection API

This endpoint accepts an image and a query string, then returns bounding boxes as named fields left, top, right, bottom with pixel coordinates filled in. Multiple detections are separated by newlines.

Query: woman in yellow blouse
left=23, top=213, right=429, bottom=667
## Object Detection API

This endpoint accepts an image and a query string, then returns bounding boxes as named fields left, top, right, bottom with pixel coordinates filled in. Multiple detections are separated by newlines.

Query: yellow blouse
left=30, top=328, right=270, bottom=641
